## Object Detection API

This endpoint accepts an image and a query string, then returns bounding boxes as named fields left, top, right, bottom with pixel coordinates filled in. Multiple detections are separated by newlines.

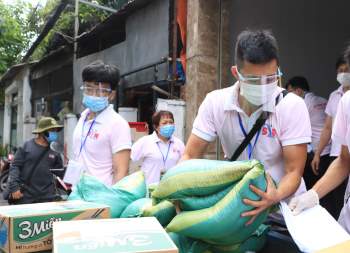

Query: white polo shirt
left=304, top=92, right=330, bottom=156
left=192, top=82, right=312, bottom=196
left=73, top=105, right=132, bottom=186
left=331, top=91, right=350, bottom=233
left=131, top=131, right=185, bottom=185
left=325, top=86, right=344, bottom=157
left=332, top=91, right=350, bottom=150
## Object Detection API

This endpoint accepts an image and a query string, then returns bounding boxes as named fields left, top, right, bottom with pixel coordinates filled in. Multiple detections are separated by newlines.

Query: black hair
left=82, top=60, right=120, bottom=90
left=286, top=76, right=310, bottom=92
left=343, top=48, right=350, bottom=68
left=152, top=110, right=174, bottom=128
left=336, top=56, right=347, bottom=71
left=235, top=30, right=279, bottom=69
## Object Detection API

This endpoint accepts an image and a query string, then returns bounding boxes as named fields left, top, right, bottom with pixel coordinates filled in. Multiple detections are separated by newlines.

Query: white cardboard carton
left=53, top=217, right=178, bottom=253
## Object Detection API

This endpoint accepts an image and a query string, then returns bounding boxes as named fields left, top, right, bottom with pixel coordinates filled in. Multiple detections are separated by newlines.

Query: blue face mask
left=82, top=95, right=109, bottom=112
left=47, top=131, right=58, bottom=143
left=159, top=125, right=175, bottom=139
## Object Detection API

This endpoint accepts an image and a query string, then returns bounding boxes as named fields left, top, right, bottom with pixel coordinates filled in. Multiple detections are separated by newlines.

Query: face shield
left=237, top=68, right=282, bottom=106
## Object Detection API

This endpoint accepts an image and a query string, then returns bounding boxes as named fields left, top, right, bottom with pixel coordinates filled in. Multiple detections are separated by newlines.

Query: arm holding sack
left=243, top=94, right=311, bottom=224
left=242, top=144, right=307, bottom=224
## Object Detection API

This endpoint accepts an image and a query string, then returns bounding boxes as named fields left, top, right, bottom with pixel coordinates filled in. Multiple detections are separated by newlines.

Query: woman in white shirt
left=131, top=111, right=185, bottom=185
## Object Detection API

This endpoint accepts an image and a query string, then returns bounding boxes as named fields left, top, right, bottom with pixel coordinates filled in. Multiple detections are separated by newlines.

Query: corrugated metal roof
left=0, top=62, right=38, bottom=87
left=77, top=0, right=154, bottom=42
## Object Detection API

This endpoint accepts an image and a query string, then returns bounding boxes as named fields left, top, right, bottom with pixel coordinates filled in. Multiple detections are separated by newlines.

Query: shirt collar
left=336, top=85, right=345, bottom=95
left=223, top=81, right=282, bottom=113
left=152, top=131, right=174, bottom=143
left=84, top=104, right=114, bottom=123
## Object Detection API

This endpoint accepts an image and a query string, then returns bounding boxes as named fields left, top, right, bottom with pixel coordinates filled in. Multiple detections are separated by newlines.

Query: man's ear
left=109, top=90, right=116, bottom=101
left=231, top=66, right=238, bottom=80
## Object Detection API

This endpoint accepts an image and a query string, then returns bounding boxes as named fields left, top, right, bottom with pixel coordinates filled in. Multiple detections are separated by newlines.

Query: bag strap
left=229, top=90, right=288, bottom=161
left=24, top=147, right=50, bottom=187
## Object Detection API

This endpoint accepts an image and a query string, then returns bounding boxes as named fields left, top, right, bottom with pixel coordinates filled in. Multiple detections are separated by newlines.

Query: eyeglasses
left=237, top=68, right=283, bottom=85
left=80, top=85, right=112, bottom=97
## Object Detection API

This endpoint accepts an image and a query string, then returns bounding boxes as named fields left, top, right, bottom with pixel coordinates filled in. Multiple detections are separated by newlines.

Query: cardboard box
left=53, top=217, right=178, bottom=253
left=0, top=200, right=110, bottom=253
left=316, top=240, right=350, bottom=253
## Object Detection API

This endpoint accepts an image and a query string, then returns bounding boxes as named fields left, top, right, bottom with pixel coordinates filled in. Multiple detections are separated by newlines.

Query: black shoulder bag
left=229, top=90, right=288, bottom=161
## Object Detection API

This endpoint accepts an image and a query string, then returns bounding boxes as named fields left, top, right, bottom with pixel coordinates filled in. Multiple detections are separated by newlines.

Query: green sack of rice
left=147, top=183, right=158, bottom=197
left=152, top=159, right=254, bottom=201
left=166, top=161, right=269, bottom=245
left=143, top=200, right=177, bottom=226
left=168, top=232, right=211, bottom=253
left=179, top=185, right=234, bottom=211
left=115, top=170, right=147, bottom=197
left=68, top=171, right=146, bottom=218
left=210, top=224, right=269, bottom=253
left=120, top=198, right=152, bottom=218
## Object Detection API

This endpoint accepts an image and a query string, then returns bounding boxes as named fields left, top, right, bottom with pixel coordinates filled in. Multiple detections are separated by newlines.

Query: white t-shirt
left=304, top=92, right=330, bottom=156
left=331, top=91, right=350, bottom=233
left=131, top=131, right=185, bottom=185
left=73, top=105, right=132, bottom=186
left=192, top=82, right=312, bottom=197
left=325, top=86, right=344, bottom=156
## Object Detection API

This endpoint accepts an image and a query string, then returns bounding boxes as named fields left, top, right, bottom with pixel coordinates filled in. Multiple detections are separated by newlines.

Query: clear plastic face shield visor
left=236, top=68, right=283, bottom=107
left=80, top=82, right=112, bottom=97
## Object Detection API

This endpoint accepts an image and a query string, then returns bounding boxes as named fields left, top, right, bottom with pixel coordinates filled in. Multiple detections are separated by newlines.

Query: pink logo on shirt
left=262, top=124, right=277, bottom=138
left=173, top=148, right=180, bottom=154
left=88, top=130, right=100, bottom=140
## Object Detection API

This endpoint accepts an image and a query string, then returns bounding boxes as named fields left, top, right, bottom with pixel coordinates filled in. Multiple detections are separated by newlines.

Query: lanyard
left=79, top=115, right=96, bottom=157
left=238, top=114, right=260, bottom=159
left=157, top=142, right=171, bottom=168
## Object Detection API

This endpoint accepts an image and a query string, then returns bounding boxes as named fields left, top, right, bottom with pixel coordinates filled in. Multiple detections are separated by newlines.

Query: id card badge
left=63, top=160, right=85, bottom=186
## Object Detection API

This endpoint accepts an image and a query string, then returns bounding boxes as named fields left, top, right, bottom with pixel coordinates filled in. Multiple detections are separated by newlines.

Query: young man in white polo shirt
left=309, top=57, right=350, bottom=218
left=71, top=60, right=132, bottom=186
left=312, top=57, right=350, bottom=167
left=286, top=76, right=343, bottom=217
left=182, top=30, right=312, bottom=225
left=289, top=49, right=350, bottom=231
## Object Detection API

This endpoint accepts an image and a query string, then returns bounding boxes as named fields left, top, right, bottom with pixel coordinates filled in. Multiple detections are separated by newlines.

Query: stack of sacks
left=151, top=159, right=272, bottom=252
left=68, top=171, right=147, bottom=218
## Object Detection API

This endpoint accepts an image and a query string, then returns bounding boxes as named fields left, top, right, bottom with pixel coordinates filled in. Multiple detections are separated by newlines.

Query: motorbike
left=0, top=151, right=15, bottom=192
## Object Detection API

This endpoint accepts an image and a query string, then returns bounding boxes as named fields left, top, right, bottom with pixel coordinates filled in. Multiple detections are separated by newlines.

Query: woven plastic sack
left=168, top=233, right=211, bottom=253
left=179, top=185, right=234, bottom=211
left=120, top=198, right=152, bottom=218
left=120, top=198, right=176, bottom=226
left=210, top=224, right=269, bottom=253
left=152, top=159, right=254, bottom=201
left=143, top=200, right=176, bottom=226
left=68, top=171, right=146, bottom=218
left=166, top=161, right=269, bottom=245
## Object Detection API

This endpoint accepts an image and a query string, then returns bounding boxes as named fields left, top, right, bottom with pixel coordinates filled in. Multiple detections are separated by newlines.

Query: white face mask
left=337, top=73, right=350, bottom=88
left=240, top=80, right=278, bottom=106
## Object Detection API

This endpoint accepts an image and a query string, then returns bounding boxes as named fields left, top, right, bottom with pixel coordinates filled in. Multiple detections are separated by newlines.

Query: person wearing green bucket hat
left=4, top=117, right=64, bottom=204
left=32, top=117, right=63, bottom=143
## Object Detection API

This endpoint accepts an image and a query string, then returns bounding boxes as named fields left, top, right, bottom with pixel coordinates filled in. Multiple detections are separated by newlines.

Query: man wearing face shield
left=69, top=60, right=131, bottom=186
left=289, top=47, right=350, bottom=233
left=182, top=30, right=312, bottom=225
